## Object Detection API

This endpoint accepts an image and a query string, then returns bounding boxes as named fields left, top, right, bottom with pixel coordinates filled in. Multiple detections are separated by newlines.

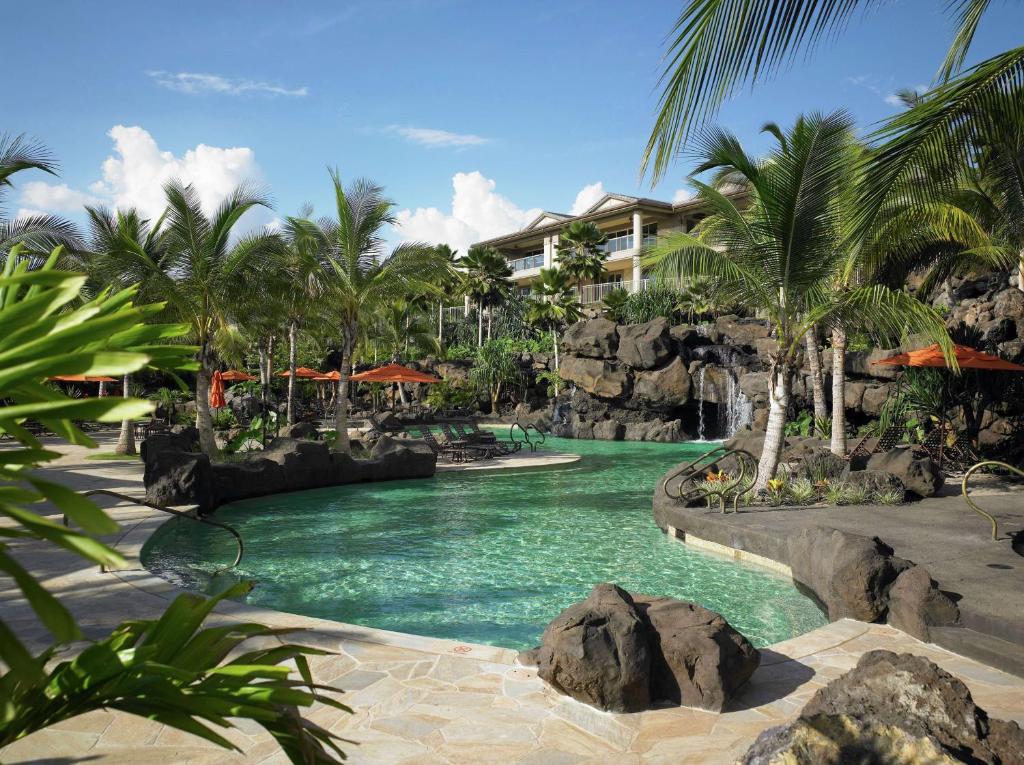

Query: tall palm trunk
left=487, top=306, right=493, bottom=340
left=755, top=363, right=791, bottom=491
left=333, top=322, right=355, bottom=454
left=115, top=373, right=136, bottom=455
left=286, top=320, right=298, bottom=425
left=552, top=329, right=561, bottom=396
left=804, top=329, right=827, bottom=429
left=830, top=327, right=848, bottom=456
left=477, top=301, right=484, bottom=346
left=437, top=302, right=443, bottom=343
left=195, top=349, right=216, bottom=455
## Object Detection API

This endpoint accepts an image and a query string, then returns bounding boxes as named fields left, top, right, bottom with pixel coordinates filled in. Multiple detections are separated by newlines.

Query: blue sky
left=8, top=0, right=1022, bottom=252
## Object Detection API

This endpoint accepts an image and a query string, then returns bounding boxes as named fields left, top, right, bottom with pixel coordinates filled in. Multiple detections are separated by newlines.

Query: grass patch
left=85, top=451, right=142, bottom=461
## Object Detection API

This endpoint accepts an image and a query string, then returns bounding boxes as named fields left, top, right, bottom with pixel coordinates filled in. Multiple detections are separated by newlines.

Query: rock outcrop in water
left=521, top=583, right=759, bottom=713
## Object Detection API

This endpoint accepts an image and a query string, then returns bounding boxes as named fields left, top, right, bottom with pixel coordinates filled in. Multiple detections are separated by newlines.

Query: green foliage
left=210, top=408, right=237, bottom=430
left=228, top=380, right=262, bottom=397
left=225, top=412, right=277, bottom=454
left=876, top=487, right=906, bottom=506
left=441, top=342, right=475, bottom=361
left=0, top=248, right=348, bottom=760
left=621, top=287, right=682, bottom=324
left=601, top=288, right=630, bottom=322
left=535, top=370, right=565, bottom=398
left=425, top=381, right=477, bottom=410
left=556, top=221, right=608, bottom=284
left=786, top=478, right=817, bottom=505
left=784, top=410, right=814, bottom=438
left=469, top=339, right=524, bottom=412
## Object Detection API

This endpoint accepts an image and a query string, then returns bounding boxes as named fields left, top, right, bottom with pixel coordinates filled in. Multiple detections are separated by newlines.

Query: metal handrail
left=69, top=489, right=244, bottom=570
left=961, top=461, right=1024, bottom=541
left=510, top=420, right=547, bottom=452
left=661, top=445, right=758, bottom=513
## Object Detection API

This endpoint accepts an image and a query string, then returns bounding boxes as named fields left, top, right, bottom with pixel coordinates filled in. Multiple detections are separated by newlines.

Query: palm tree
left=645, top=112, right=950, bottom=489
left=320, top=170, right=443, bottom=454
left=81, top=206, right=169, bottom=455
left=0, top=133, right=80, bottom=257
left=459, top=245, right=512, bottom=345
left=556, top=221, right=608, bottom=285
left=118, top=181, right=279, bottom=455
left=526, top=267, right=584, bottom=393
left=433, top=244, right=464, bottom=344
left=278, top=214, right=328, bottom=425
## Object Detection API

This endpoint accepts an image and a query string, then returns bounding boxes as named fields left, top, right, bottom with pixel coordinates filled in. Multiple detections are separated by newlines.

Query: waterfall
left=696, top=367, right=706, bottom=441
left=721, top=371, right=753, bottom=437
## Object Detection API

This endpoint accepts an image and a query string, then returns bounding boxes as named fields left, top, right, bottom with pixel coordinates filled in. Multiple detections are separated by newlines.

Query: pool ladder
left=65, top=489, right=244, bottom=572
left=661, top=445, right=758, bottom=513
left=510, top=420, right=546, bottom=452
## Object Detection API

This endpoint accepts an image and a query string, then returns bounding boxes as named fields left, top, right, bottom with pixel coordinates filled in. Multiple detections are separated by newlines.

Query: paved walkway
left=3, top=437, right=1024, bottom=764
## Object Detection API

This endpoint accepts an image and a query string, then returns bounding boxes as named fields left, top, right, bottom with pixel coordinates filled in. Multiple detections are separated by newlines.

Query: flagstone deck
left=3, top=436, right=1024, bottom=764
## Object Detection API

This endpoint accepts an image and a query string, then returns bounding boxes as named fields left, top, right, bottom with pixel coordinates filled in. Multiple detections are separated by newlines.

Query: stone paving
left=3, top=435, right=1024, bottom=764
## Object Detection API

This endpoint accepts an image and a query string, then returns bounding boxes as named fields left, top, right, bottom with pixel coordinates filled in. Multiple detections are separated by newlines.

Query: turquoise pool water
left=141, top=435, right=827, bottom=650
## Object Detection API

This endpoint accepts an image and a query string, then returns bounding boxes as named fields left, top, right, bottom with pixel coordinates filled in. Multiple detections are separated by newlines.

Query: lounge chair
left=847, top=424, right=903, bottom=462
left=452, top=421, right=521, bottom=455
left=913, top=426, right=979, bottom=473
left=411, top=425, right=468, bottom=462
left=439, top=423, right=495, bottom=460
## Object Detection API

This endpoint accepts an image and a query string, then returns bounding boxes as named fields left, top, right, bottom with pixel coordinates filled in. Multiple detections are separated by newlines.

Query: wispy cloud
left=146, top=70, right=309, bottom=97
left=388, top=125, right=492, bottom=148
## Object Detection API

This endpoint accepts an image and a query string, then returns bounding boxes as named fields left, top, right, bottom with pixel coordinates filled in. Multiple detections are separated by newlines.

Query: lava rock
left=280, top=422, right=320, bottom=440
left=592, top=419, right=625, bottom=440
left=616, top=318, right=673, bottom=370
left=535, top=584, right=652, bottom=712
left=886, top=566, right=960, bottom=641
left=867, top=447, right=943, bottom=498
left=144, top=449, right=214, bottom=511
left=633, top=356, right=692, bottom=407
left=844, top=469, right=906, bottom=500
left=361, top=434, right=437, bottom=481
left=634, top=595, right=760, bottom=711
left=562, top=318, right=619, bottom=359
left=787, top=527, right=909, bottom=622
left=558, top=356, right=631, bottom=399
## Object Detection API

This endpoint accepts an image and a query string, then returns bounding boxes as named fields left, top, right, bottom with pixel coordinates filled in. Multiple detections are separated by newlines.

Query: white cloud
left=19, top=181, right=103, bottom=212
left=884, top=93, right=904, bottom=106
left=19, top=125, right=272, bottom=231
left=673, top=188, right=696, bottom=204
left=388, top=126, right=492, bottom=148
left=570, top=181, right=605, bottom=215
left=146, top=70, right=308, bottom=97
left=14, top=208, right=49, bottom=220
left=393, top=171, right=541, bottom=254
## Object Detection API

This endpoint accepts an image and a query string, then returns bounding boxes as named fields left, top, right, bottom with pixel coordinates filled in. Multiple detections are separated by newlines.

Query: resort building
left=469, top=191, right=733, bottom=305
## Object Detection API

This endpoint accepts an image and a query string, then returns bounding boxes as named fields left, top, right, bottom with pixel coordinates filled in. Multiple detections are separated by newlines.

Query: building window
left=601, top=228, right=634, bottom=253
left=642, top=222, right=658, bottom=246
left=510, top=247, right=544, bottom=272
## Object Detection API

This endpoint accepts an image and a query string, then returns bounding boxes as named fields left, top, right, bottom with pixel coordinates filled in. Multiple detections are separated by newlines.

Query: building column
left=542, top=236, right=552, bottom=269
left=631, top=210, right=642, bottom=293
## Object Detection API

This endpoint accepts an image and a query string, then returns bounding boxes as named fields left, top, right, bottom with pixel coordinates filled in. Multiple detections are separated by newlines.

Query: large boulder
left=623, top=418, right=685, bottom=442
left=787, top=527, right=909, bottom=621
left=361, top=434, right=436, bottom=481
left=280, top=421, right=319, bottom=440
left=262, top=438, right=336, bottom=489
left=144, top=449, right=214, bottom=511
left=562, top=318, right=619, bottom=359
left=845, top=469, right=906, bottom=500
left=211, top=457, right=286, bottom=506
left=558, top=356, right=630, bottom=399
left=867, top=447, right=943, bottom=498
left=634, top=596, right=759, bottom=711
left=743, top=650, right=1024, bottom=765
left=592, top=419, right=625, bottom=441
left=886, top=566, right=960, bottom=641
left=531, top=584, right=759, bottom=713
left=633, top=356, right=692, bottom=408
left=534, top=584, right=652, bottom=712
left=140, top=428, right=199, bottom=463
left=714, top=315, right=770, bottom=349
left=616, top=318, right=672, bottom=369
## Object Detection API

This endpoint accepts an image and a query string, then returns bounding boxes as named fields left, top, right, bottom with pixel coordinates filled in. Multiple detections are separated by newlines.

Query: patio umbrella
left=872, top=344, right=1024, bottom=371
left=277, top=366, right=324, bottom=378
left=48, top=375, right=118, bottom=383
left=209, top=370, right=226, bottom=409
left=349, top=363, right=442, bottom=384
left=312, top=371, right=341, bottom=381
left=220, top=369, right=257, bottom=382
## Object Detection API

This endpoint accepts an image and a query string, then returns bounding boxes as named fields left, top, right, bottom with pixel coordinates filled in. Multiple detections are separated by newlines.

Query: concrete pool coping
left=5, top=436, right=1024, bottom=764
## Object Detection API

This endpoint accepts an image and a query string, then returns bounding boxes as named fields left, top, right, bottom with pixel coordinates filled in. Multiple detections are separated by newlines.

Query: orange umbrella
left=277, top=366, right=324, bottom=378
left=312, top=371, right=341, bottom=381
left=48, top=374, right=118, bottom=383
left=220, top=369, right=257, bottom=382
left=349, top=363, right=442, bottom=384
left=872, top=343, right=1024, bottom=371
left=209, top=370, right=226, bottom=409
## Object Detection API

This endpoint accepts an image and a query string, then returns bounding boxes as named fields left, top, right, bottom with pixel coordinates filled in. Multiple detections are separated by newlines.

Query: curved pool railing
left=961, top=461, right=1024, bottom=541
left=661, top=445, right=758, bottom=513
left=69, top=489, right=244, bottom=571
left=510, top=420, right=546, bottom=452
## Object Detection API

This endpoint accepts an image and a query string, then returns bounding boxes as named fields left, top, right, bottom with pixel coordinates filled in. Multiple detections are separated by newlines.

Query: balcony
left=509, top=253, right=545, bottom=273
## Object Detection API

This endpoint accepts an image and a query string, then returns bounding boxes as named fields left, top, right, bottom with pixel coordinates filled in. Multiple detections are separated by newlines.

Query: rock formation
left=525, top=583, right=759, bottom=713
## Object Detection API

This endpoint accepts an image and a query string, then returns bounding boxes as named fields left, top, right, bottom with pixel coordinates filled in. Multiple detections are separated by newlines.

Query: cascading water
left=696, top=367, right=706, bottom=441
left=721, top=371, right=754, bottom=437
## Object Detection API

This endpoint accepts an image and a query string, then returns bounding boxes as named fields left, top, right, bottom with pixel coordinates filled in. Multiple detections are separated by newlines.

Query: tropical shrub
left=469, top=339, right=524, bottom=413
left=535, top=370, right=565, bottom=398
left=441, top=342, right=476, bottom=361
left=425, top=380, right=477, bottom=410
left=210, top=408, right=237, bottom=430
left=786, top=478, right=817, bottom=505
left=621, top=287, right=683, bottom=324
left=601, top=288, right=630, bottom=322
left=0, top=247, right=348, bottom=760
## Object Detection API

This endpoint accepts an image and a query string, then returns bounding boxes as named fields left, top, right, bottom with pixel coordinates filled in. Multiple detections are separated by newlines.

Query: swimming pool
left=141, top=435, right=827, bottom=650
